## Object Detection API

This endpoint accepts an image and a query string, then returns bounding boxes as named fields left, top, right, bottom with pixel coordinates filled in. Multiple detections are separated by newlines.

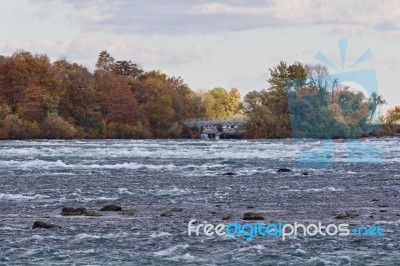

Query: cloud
left=0, top=37, right=211, bottom=69
left=33, top=0, right=400, bottom=36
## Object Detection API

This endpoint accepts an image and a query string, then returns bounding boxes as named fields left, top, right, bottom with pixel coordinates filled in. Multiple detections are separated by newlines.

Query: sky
left=0, top=0, right=400, bottom=113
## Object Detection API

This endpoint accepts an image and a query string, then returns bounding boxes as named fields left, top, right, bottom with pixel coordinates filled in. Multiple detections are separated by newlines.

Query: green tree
left=96, top=51, right=115, bottom=73
left=368, top=92, right=386, bottom=124
left=113, top=60, right=142, bottom=80
left=209, top=87, right=230, bottom=119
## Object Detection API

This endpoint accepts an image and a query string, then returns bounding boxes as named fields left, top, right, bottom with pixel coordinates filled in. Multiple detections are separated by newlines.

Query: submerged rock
left=61, top=207, right=87, bottom=216
left=223, top=172, right=235, bottom=176
left=222, top=215, right=231, bottom=220
left=277, top=168, right=292, bottom=173
left=243, top=212, right=264, bottom=220
left=32, top=221, right=60, bottom=229
left=335, top=210, right=359, bottom=219
left=122, top=209, right=135, bottom=216
left=346, top=210, right=359, bottom=218
left=335, top=213, right=348, bottom=219
left=99, top=205, right=122, bottom=212
left=161, top=208, right=183, bottom=217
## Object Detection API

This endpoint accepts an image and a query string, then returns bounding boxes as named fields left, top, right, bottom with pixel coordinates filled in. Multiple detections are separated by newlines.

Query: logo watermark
left=288, top=39, right=383, bottom=168
left=188, top=219, right=384, bottom=241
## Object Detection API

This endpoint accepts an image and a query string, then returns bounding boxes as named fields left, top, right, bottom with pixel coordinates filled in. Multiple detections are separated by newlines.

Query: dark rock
left=161, top=208, right=183, bottom=217
left=61, top=207, right=87, bottom=216
left=161, top=211, right=174, bottom=217
left=222, top=215, right=231, bottom=220
left=243, top=212, right=264, bottom=220
left=369, top=215, right=374, bottom=218
left=122, top=209, right=135, bottom=216
left=99, top=205, right=122, bottom=212
left=335, top=210, right=359, bottom=219
left=247, top=206, right=254, bottom=209
left=32, top=221, right=59, bottom=229
left=371, top=198, right=379, bottom=202
left=302, top=172, right=309, bottom=176
left=346, top=210, right=359, bottom=218
left=335, top=213, right=348, bottom=219
left=379, top=210, right=387, bottom=213
left=210, top=211, right=216, bottom=214
left=223, top=172, right=235, bottom=176
left=277, top=168, right=292, bottom=173
left=378, top=204, right=389, bottom=208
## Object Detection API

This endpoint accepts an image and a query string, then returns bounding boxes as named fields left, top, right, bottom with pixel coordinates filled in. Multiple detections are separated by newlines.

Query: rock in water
left=223, top=172, right=235, bottom=176
left=243, top=212, right=264, bottom=220
left=334, top=210, right=359, bottom=219
left=99, top=205, right=122, bottom=212
left=32, top=221, right=59, bottom=229
left=277, top=168, right=292, bottom=173
left=61, top=207, right=87, bottom=216
left=122, top=209, right=135, bottom=216
left=222, top=215, right=231, bottom=220
left=346, top=210, right=359, bottom=218
left=161, top=208, right=183, bottom=217
left=335, top=213, right=348, bottom=219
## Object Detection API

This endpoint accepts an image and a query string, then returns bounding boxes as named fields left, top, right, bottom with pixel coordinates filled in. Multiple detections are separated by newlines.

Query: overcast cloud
left=1, top=0, right=399, bottom=110
left=35, top=0, right=400, bottom=36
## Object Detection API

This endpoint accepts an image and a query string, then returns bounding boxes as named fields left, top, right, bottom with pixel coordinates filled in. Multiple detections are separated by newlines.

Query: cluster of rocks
left=277, top=168, right=309, bottom=175
left=60, top=204, right=133, bottom=217
left=222, top=168, right=310, bottom=176
left=32, top=204, right=134, bottom=229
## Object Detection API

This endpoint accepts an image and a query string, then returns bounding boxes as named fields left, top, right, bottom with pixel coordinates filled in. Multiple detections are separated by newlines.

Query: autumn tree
left=228, top=88, right=241, bottom=116
left=55, top=61, right=98, bottom=130
left=0, top=51, right=53, bottom=112
left=137, top=71, right=176, bottom=137
left=20, top=84, right=46, bottom=121
left=384, top=106, right=400, bottom=127
left=105, top=76, right=145, bottom=126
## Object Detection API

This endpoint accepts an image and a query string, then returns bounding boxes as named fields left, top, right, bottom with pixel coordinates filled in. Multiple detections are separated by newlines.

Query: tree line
left=0, top=51, right=241, bottom=139
left=0, top=50, right=398, bottom=139
left=244, top=61, right=399, bottom=138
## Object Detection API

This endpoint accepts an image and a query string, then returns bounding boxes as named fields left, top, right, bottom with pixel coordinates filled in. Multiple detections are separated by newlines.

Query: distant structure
left=183, top=119, right=246, bottom=139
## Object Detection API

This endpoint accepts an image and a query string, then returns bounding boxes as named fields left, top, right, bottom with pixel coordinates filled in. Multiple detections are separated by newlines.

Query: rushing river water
left=0, top=139, right=400, bottom=265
